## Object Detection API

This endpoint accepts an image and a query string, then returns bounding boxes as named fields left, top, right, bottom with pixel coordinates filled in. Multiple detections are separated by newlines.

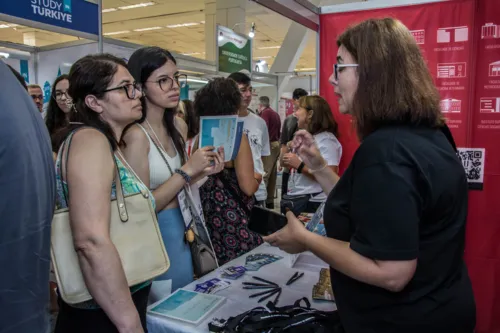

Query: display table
left=147, top=243, right=336, bottom=333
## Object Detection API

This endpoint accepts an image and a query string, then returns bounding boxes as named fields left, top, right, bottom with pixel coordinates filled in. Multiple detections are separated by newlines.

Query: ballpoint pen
left=258, top=288, right=280, bottom=303
left=289, top=272, right=304, bottom=285
left=286, top=272, right=299, bottom=286
left=243, top=286, right=276, bottom=290
left=249, top=288, right=279, bottom=298
left=253, top=276, right=278, bottom=286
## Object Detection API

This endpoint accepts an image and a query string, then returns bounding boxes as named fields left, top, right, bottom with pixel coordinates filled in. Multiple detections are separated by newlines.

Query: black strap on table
left=214, top=297, right=343, bottom=333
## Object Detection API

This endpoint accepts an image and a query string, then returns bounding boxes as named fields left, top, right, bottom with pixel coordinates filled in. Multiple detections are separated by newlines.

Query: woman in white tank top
left=121, top=47, right=224, bottom=303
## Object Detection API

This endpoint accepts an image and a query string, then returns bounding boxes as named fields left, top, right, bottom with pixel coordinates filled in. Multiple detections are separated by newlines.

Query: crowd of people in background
left=0, top=17, right=476, bottom=333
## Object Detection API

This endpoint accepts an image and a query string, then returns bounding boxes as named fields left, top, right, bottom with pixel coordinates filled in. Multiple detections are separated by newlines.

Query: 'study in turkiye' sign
left=0, top=0, right=98, bottom=36
left=217, top=25, right=252, bottom=74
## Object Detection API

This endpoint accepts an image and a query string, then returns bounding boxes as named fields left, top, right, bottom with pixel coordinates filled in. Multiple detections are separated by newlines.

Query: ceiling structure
left=100, top=0, right=316, bottom=71
left=0, top=0, right=364, bottom=72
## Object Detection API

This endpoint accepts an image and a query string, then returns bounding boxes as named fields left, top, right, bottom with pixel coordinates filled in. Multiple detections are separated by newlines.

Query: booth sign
left=0, top=0, right=98, bottom=36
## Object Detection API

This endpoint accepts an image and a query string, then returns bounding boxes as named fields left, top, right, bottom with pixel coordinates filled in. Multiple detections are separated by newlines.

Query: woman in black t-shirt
left=264, top=18, right=475, bottom=333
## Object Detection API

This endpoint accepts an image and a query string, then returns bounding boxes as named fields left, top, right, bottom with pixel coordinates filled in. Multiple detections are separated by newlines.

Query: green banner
left=217, top=26, right=251, bottom=74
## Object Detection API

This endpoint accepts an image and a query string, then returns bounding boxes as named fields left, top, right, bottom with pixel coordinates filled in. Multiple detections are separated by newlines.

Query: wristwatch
left=297, top=162, right=305, bottom=174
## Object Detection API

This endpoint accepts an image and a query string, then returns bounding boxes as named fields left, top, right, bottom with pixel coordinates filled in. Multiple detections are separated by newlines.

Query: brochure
left=148, top=289, right=226, bottom=325
left=305, top=202, right=326, bottom=236
left=199, top=115, right=244, bottom=162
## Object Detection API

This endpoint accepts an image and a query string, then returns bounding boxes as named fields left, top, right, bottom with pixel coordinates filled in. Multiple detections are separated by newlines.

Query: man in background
left=0, top=61, right=55, bottom=333
left=28, top=84, right=44, bottom=114
left=279, top=88, right=308, bottom=197
left=258, top=96, right=281, bottom=209
left=229, top=72, right=271, bottom=206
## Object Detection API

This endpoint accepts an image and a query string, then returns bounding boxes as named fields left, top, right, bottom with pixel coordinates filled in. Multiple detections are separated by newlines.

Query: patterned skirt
left=199, top=168, right=263, bottom=265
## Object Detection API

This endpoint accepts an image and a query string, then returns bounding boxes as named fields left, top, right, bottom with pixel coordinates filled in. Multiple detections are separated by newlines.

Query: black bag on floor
left=209, top=298, right=344, bottom=333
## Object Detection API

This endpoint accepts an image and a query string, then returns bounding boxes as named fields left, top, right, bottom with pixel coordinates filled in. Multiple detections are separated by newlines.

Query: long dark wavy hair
left=53, top=54, right=128, bottom=151
left=46, top=74, right=70, bottom=151
left=127, top=46, right=186, bottom=164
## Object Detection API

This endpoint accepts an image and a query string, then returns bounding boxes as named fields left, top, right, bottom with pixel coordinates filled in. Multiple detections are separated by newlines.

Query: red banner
left=320, top=1, right=500, bottom=332
left=320, top=0, right=474, bottom=173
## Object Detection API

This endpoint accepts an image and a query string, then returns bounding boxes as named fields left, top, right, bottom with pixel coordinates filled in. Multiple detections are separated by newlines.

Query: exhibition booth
left=1, top=0, right=499, bottom=332
left=318, top=1, right=499, bottom=332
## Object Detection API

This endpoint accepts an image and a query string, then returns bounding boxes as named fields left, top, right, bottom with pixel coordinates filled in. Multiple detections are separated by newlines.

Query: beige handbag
left=51, top=132, right=170, bottom=304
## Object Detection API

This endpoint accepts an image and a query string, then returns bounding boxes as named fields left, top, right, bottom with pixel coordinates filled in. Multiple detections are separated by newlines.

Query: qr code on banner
left=456, top=148, right=485, bottom=184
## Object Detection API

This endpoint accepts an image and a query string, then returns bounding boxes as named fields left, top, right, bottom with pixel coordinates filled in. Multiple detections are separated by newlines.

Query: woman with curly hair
left=194, top=77, right=263, bottom=265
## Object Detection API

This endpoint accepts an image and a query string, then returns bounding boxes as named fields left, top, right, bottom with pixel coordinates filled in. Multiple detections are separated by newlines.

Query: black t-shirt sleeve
left=349, top=162, right=421, bottom=261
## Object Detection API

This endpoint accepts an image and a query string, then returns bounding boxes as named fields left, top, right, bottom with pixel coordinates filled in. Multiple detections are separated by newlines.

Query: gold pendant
left=186, top=229, right=195, bottom=243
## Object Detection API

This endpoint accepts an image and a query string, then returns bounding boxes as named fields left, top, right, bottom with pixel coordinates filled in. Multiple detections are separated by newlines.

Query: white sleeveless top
left=138, top=124, right=182, bottom=190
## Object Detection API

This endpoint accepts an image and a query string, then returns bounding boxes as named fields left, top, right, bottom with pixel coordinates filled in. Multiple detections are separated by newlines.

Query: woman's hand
left=282, top=153, right=302, bottom=170
left=263, top=210, right=308, bottom=254
left=291, top=130, right=326, bottom=171
left=200, top=147, right=225, bottom=177
left=183, top=146, right=220, bottom=177
left=254, top=172, right=263, bottom=185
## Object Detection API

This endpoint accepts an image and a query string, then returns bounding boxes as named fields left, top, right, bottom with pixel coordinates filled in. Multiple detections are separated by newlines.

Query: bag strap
left=58, top=126, right=129, bottom=222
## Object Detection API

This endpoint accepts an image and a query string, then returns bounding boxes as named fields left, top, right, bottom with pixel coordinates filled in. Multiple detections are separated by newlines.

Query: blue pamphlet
left=200, top=115, right=244, bottom=162
left=148, top=289, right=225, bottom=325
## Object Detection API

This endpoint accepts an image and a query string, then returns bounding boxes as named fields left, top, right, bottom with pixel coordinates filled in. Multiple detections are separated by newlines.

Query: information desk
left=147, top=243, right=336, bottom=333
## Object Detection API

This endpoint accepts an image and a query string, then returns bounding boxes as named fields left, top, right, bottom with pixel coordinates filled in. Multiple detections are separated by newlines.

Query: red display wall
left=319, top=0, right=500, bottom=332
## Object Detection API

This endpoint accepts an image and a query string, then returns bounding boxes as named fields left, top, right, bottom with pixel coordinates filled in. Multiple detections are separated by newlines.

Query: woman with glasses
left=281, top=95, right=341, bottom=215
left=46, top=74, right=71, bottom=152
left=264, top=18, right=475, bottom=333
left=123, top=46, right=224, bottom=303
left=53, top=54, right=152, bottom=333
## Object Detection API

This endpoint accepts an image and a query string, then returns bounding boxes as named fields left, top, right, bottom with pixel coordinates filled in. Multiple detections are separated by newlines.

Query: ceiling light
left=103, top=30, right=130, bottom=36
left=166, top=22, right=199, bottom=28
left=200, top=21, right=205, bottom=24
left=256, top=56, right=272, bottom=59
left=133, top=27, right=162, bottom=32
left=0, top=52, right=10, bottom=58
left=181, top=52, right=201, bottom=56
left=258, top=46, right=280, bottom=50
left=218, top=35, right=224, bottom=41
left=296, top=68, right=316, bottom=71
left=102, top=8, right=117, bottom=12
left=187, top=78, right=209, bottom=84
left=0, top=24, right=18, bottom=29
left=180, top=69, right=205, bottom=75
left=118, top=2, right=155, bottom=10
left=248, top=22, right=255, bottom=38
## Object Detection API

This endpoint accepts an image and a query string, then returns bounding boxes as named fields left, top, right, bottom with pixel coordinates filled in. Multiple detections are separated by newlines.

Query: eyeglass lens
left=159, top=75, right=188, bottom=91
left=125, top=83, right=142, bottom=99
left=55, top=92, right=69, bottom=100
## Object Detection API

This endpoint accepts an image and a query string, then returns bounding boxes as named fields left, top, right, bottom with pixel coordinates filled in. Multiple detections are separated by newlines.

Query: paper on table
left=199, top=115, right=244, bottom=162
left=148, top=289, right=226, bottom=325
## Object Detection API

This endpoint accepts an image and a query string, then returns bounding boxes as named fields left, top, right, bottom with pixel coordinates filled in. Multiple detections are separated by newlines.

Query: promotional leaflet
left=199, top=115, right=244, bottom=162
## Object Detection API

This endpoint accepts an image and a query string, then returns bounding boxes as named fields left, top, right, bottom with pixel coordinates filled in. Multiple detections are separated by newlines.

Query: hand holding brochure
left=199, top=115, right=244, bottom=162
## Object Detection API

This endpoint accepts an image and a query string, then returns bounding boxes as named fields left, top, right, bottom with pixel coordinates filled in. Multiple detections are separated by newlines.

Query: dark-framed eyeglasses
left=334, top=63, right=359, bottom=81
left=54, top=91, right=71, bottom=101
left=102, top=82, right=142, bottom=100
left=146, top=74, right=188, bottom=92
left=30, top=94, right=44, bottom=101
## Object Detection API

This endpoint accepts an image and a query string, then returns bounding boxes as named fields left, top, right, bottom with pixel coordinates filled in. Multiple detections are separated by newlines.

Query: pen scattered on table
left=286, top=271, right=304, bottom=286
left=245, top=276, right=282, bottom=305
